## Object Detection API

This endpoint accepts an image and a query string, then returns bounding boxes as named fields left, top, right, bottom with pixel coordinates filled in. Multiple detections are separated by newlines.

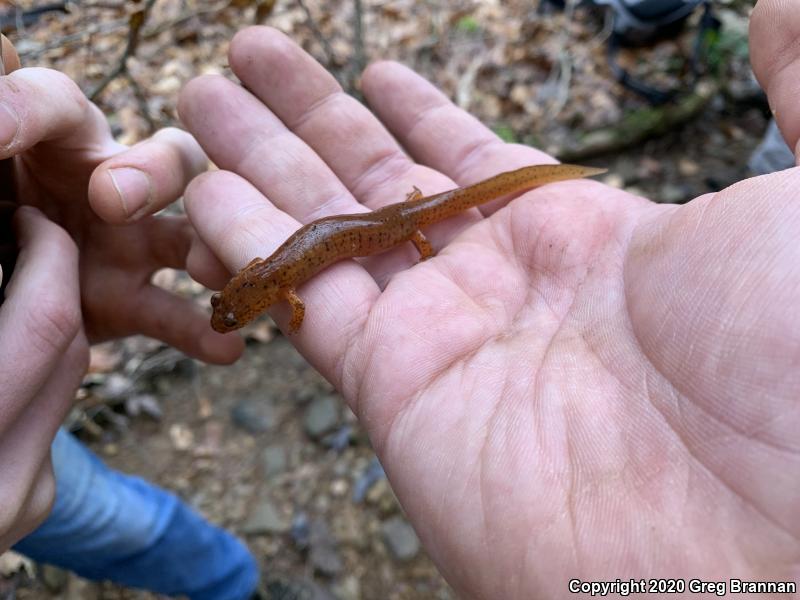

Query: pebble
left=242, top=498, right=289, bottom=534
left=291, top=511, right=311, bottom=550
left=309, top=519, right=343, bottom=576
left=231, top=397, right=276, bottom=433
left=322, top=424, right=352, bottom=451
left=333, top=575, right=361, bottom=600
left=40, top=564, right=68, bottom=592
left=265, top=577, right=337, bottom=600
left=381, top=516, right=420, bottom=562
left=366, top=478, right=399, bottom=515
left=304, top=395, right=339, bottom=438
left=352, top=457, right=386, bottom=503
left=261, top=445, right=288, bottom=479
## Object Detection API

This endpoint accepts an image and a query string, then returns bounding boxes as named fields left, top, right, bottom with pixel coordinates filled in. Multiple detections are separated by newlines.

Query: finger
left=1, top=35, right=21, bottom=74
left=0, top=334, right=86, bottom=548
left=750, top=0, right=800, bottom=158
left=0, top=207, right=80, bottom=432
left=179, top=74, right=365, bottom=224
left=89, top=128, right=208, bottom=223
left=135, top=284, right=244, bottom=364
left=226, top=27, right=479, bottom=255
left=187, top=235, right=230, bottom=290
left=362, top=61, right=561, bottom=215
left=184, top=170, right=381, bottom=378
left=0, top=68, right=115, bottom=159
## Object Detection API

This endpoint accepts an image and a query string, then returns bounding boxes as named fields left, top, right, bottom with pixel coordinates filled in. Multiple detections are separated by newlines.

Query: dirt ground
left=1, top=0, right=764, bottom=598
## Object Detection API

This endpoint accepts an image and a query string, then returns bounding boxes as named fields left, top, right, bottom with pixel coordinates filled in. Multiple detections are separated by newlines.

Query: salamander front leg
left=405, top=186, right=423, bottom=202
left=244, top=257, right=263, bottom=269
left=282, top=287, right=306, bottom=333
left=410, top=230, right=433, bottom=261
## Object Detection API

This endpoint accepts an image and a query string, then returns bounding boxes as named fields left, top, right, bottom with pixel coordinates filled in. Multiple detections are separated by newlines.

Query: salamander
left=210, top=163, right=606, bottom=333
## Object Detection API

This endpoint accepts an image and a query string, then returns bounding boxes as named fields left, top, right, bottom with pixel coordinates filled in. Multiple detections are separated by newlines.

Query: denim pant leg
left=14, top=428, right=258, bottom=600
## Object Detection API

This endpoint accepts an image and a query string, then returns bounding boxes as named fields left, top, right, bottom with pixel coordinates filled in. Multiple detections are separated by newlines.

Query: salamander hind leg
left=405, top=186, right=423, bottom=202
left=410, top=230, right=434, bottom=261
left=282, top=287, right=306, bottom=334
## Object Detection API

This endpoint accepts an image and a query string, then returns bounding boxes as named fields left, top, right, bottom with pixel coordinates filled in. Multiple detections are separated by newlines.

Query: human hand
left=178, top=25, right=800, bottom=598
left=0, top=35, right=242, bottom=363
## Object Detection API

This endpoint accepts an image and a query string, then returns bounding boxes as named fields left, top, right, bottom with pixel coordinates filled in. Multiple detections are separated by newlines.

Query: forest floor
left=2, top=0, right=762, bottom=598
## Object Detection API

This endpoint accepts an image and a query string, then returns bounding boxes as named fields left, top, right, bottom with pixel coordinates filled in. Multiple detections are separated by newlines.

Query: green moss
left=492, top=124, right=517, bottom=143
left=455, top=15, right=480, bottom=34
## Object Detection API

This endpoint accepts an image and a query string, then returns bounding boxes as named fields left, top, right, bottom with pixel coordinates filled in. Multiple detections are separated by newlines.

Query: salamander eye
left=210, top=293, right=221, bottom=308
left=223, top=313, right=238, bottom=328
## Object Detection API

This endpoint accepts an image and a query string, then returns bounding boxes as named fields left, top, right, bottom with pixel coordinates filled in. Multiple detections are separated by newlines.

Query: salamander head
left=210, top=271, right=284, bottom=333
left=210, top=291, right=243, bottom=333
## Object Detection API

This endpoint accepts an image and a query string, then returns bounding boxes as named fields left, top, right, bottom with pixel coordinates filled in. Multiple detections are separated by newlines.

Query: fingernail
left=0, top=102, right=19, bottom=148
left=107, top=167, right=152, bottom=219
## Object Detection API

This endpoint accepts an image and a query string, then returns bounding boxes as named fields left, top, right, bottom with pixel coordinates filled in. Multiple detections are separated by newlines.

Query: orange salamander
left=210, top=163, right=605, bottom=333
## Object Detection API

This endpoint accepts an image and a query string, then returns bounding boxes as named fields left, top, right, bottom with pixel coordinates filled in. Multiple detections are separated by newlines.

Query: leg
left=244, top=257, right=263, bottom=269
left=14, top=429, right=259, bottom=600
left=282, top=287, right=306, bottom=333
left=410, top=230, right=434, bottom=260
left=405, top=185, right=423, bottom=202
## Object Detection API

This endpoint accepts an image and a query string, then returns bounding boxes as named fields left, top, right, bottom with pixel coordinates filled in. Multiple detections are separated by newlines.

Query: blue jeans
left=14, top=428, right=258, bottom=600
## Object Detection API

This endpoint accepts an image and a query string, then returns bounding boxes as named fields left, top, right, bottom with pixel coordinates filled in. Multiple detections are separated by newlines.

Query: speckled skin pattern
left=210, top=164, right=605, bottom=333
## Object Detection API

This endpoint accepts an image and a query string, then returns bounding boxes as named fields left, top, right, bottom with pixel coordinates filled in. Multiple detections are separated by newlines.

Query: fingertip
left=178, top=74, right=229, bottom=128
left=88, top=166, right=151, bottom=224
left=90, top=128, right=207, bottom=223
left=198, top=327, right=245, bottom=365
left=187, top=235, right=231, bottom=290
left=229, top=25, right=291, bottom=74
left=1, top=35, right=21, bottom=74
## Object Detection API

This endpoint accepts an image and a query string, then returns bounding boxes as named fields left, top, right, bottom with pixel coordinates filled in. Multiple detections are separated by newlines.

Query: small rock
left=169, top=423, right=194, bottom=451
left=266, top=577, right=336, bottom=600
left=303, top=395, right=339, bottom=438
left=231, top=397, right=276, bottom=434
left=291, top=511, right=311, bottom=550
left=381, top=516, right=420, bottom=562
left=261, top=445, right=287, bottom=479
left=94, top=372, right=133, bottom=401
left=352, top=457, right=386, bottom=503
left=125, top=393, right=162, bottom=420
left=0, top=551, right=33, bottom=577
left=243, top=498, right=289, bottom=534
left=40, top=564, right=68, bottom=592
left=678, top=158, right=700, bottom=177
left=322, top=424, right=352, bottom=451
left=309, top=520, right=343, bottom=577
left=365, top=478, right=398, bottom=515
left=330, top=479, right=348, bottom=497
left=658, top=183, right=687, bottom=204
left=332, top=575, right=361, bottom=600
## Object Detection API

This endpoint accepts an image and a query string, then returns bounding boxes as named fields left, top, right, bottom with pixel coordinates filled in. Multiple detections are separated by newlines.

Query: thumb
left=1, top=34, right=21, bottom=75
left=750, top=0, right=800, bottom=161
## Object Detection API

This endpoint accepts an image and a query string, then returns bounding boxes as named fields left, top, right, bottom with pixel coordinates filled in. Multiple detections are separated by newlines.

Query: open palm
left=180, top=26, right=800, bottom=598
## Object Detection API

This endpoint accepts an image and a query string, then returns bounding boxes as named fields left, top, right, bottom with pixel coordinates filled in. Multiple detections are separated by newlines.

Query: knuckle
left=32, top=67, right=88, bottom=122
left=25, top=295, right=81, bottom=357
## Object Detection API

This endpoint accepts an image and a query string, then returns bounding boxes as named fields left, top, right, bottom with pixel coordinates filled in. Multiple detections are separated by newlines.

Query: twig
left=18, top=17, right=129, bottom=59
left=350, top=0, right=364, bottom=94
left=88, top=0, right=156, bottom=101
left=296, top=0, right=341, bottom=81
left=125, top=71, right=156, bottom=132
left=142, top=1, right=228, bottom=38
